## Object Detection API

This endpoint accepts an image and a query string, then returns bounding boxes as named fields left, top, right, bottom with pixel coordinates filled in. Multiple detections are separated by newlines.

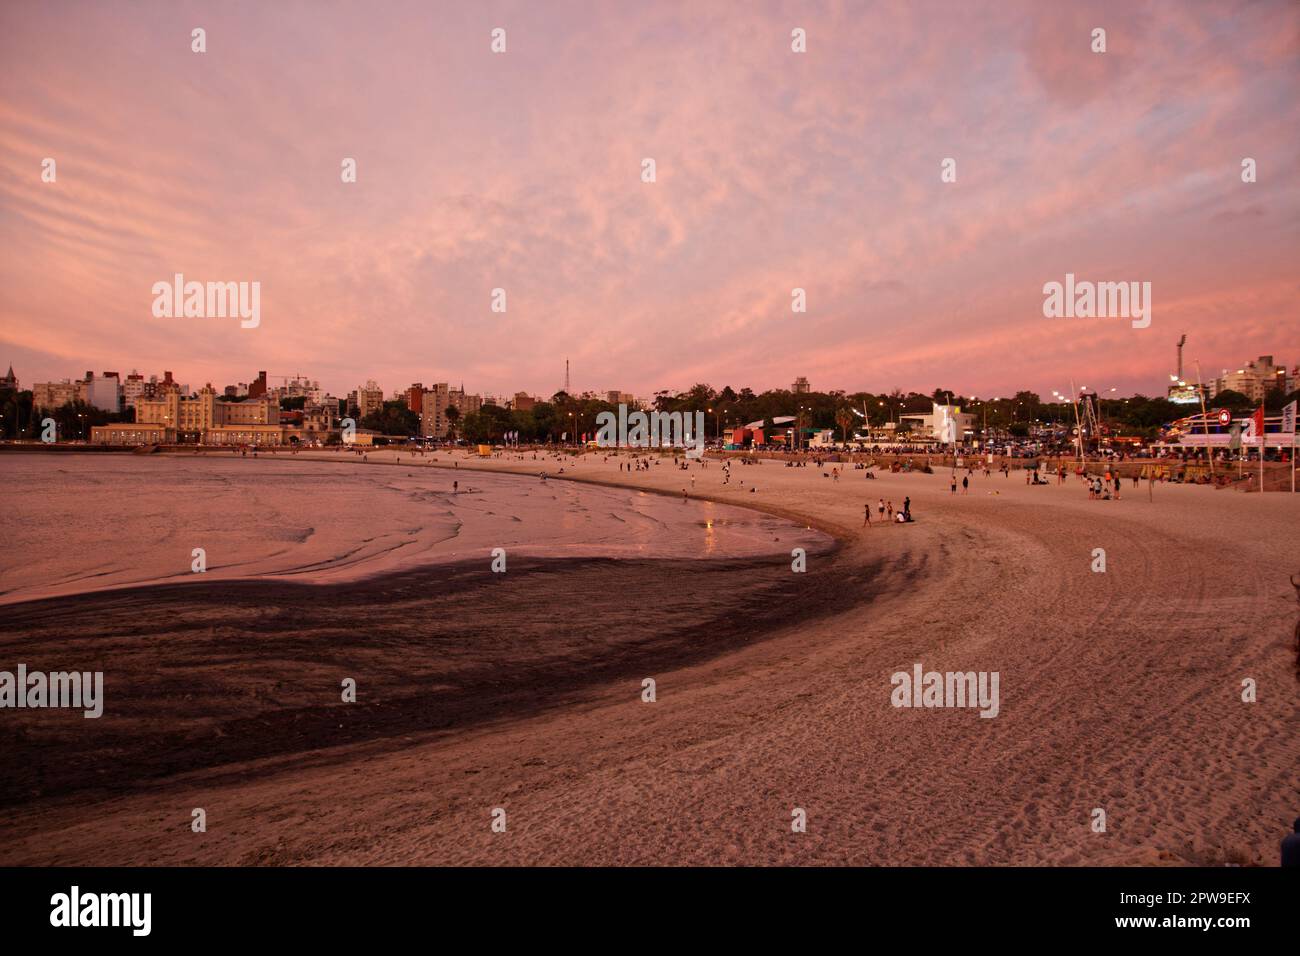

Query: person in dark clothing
left=1282, top=817, right=1300, bottom=867
left=902, top=496, right=911, bottom=520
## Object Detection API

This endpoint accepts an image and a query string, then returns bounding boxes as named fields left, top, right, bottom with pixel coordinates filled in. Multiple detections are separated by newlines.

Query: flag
left=1249, top=404, right=1265, bottom=443
left=1282, top=400, right=1297, bottom=436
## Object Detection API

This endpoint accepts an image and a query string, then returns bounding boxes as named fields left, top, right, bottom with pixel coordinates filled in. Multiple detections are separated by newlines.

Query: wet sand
left=0, top=454, right=828, bottom=605
left=1, top=448, right=1296, bottom=866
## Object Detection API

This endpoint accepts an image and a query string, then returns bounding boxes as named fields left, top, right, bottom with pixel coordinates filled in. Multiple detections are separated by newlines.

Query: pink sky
left=1, top=0, right=1297, bottom=401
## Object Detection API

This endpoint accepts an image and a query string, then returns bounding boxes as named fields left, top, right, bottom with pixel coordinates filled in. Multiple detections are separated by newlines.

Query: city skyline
left=3, top=1, right=1298, bottom=403
left=6, top=348, right=1296, bottom=407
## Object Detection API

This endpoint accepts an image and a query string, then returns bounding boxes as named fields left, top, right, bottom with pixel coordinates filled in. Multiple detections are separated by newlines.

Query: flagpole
left=1259, top=406, right=1265, bottom=493
left=1069, top=380, right=1083, bottom=472
left=1286, top=400, right=1297, bottom=494
left=1195, top=361, right=1214, bottom=481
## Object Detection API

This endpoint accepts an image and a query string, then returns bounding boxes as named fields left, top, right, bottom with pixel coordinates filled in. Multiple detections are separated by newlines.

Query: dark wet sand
left=0, top=547, right=880, bottom=812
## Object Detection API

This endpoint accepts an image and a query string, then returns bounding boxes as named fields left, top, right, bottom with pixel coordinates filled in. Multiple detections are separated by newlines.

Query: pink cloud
left=1, top=0, right=1296, bottom=401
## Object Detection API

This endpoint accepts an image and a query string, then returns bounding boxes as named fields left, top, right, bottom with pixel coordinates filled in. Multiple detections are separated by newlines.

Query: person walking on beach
left=887, top=501, right=894, bottom=520
left=903, top=496, right=911, bottom=520
left=453, top=480, right=458, bottom=494
left=962, top=475, right=969, bottom=494
left=950, top=476, right=957, bottom=494
left=863, top=503, right=871, bottom=527
left=878, top=498, right=885, bottom=521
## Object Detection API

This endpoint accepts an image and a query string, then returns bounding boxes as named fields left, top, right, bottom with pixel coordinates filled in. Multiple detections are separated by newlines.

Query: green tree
left=1212, top=389, right=1254, bottom=413
left=835, top=408, right=855, bottom=443
left=361, top=400, right=419, bottom=436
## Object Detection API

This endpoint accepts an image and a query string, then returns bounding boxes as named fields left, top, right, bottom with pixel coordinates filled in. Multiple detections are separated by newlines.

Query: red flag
left=1251, top=405, right=1265, bottom=439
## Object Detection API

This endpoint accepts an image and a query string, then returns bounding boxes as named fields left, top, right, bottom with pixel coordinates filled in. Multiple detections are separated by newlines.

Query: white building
left=899, top=403, right=976, bottom=443
left=122, top=371, right=147, bottom=409
left=82, top=371, right=121, bottom=413
left=1210, top=356, right=1294, bottom=402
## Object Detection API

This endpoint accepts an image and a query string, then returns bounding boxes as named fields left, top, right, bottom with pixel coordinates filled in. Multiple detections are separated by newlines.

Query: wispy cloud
left=1, top=0, right=1296, bottom=398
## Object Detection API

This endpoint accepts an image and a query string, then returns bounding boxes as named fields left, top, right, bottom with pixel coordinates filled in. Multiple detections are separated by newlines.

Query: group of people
left=1087, top=471, right=1124, bottom=500
left=864, top=496, right=912, bottom=526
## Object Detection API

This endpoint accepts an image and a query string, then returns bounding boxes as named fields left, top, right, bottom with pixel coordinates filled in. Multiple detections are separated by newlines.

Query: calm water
left=0, top=453, right=832, bottom=604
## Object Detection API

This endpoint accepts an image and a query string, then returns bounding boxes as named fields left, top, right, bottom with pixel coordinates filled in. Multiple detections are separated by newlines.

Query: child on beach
left=878, top=498, right=885, bottom=521
left=864, top=504, right=871, bottom=527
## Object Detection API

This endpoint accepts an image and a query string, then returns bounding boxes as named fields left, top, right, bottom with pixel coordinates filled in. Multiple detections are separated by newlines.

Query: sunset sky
left=1, top=0, right=1297, bottom=401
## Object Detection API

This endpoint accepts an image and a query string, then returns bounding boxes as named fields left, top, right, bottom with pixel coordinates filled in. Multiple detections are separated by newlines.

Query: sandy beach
left=0, top=448, right=1296, bottom=866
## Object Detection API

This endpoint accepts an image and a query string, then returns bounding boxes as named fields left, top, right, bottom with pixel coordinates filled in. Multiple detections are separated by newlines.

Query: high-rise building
left=1211, top=356, right=1293, bottom=402
left=32, top=380, right=80, bottom=411
left=248, top=370, right=268, bottom=399
left=356, top=380, right=384, bottom=420
left=84, top=371, right=121, bottom=413
left=0, top=364, right=16, bottom=391
left=420, top=383, right=451, bottom=438
left=123, top=371, right=147, bottom=409
left=792, top=376, right=811, bottom=394
left=450, top=385, right=481, bottom=418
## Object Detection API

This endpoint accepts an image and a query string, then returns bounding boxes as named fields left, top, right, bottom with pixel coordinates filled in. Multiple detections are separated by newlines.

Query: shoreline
left=0, top=452, right=837, bottom=607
